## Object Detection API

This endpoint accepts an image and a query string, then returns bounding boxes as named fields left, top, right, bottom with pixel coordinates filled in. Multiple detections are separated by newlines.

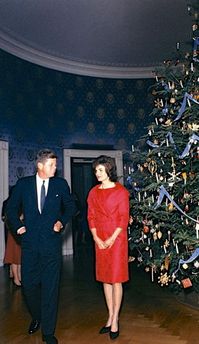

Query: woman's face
left=95, top=164, right=109, bottom=183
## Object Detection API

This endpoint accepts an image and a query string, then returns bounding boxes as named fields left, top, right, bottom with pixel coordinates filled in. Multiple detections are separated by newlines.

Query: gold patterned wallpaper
left=0, top=49, right=154, bottom=185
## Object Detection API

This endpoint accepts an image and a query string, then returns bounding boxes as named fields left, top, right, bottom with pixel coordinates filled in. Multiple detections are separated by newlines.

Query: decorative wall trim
left=0, top=32, right=156, bottom=79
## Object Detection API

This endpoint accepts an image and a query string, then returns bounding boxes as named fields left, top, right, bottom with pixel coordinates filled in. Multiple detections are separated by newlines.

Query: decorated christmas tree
left=126, top=1, right=199, bottom=294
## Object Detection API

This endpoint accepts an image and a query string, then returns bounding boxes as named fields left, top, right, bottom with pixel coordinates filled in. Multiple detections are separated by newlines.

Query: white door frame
left=63, top=149, right=123, bottom=255
left=0, top=141, right=9, bottom=266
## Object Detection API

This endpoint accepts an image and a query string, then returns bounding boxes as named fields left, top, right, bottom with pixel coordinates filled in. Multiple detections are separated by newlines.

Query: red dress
left=4, top=230, right=21, bottom=265
left=87, top=182, right=129, bottom=283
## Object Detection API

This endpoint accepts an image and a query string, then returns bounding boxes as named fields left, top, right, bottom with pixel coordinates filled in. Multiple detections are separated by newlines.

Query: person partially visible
left=6, top=149, right=76, bottom=344
left=2, top=192, right=22, bottom=286
left=87, top=155, right=129, bottom=340
left=4, top=228, right=21, bottom=286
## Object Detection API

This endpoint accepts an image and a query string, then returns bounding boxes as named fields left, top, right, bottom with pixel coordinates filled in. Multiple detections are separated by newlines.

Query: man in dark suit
left=6, top=149, right=76, bottom=344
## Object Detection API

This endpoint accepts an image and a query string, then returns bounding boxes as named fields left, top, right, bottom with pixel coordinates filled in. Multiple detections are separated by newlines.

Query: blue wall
left=0, top=49, right=154, bottom=185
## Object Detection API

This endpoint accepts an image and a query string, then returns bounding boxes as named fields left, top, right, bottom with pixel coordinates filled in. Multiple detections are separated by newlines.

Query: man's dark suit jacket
left=6, top=175, right=76, bottom=253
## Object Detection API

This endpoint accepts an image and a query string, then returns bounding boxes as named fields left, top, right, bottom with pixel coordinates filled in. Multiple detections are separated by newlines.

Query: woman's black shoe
left=28, top=319, right=40, bottom=334
left=99, top=325, right=111, bottom=334
left=110, top=330, right=119, bottom=340
left=110, top=322, right=119, bottom=340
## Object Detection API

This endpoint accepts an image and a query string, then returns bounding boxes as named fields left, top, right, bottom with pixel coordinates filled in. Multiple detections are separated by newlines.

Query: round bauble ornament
left=143, top=225, right=150, bottom=234
left=182, top=263, right=188, bottom=270
left=167, top=203, right=174, bottom=212
left=170, top=97, right=176, bottom=104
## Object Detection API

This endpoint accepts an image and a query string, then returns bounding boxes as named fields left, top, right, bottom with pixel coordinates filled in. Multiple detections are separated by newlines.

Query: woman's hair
left=36, top=149, right=57, bottom=164
left=92, top=155, right=117, bottom=182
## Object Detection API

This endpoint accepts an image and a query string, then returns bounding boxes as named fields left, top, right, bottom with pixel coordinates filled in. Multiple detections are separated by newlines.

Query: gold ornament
left=192, top=88, right=199, bottom=100
left=154, top=98, right=163, bottom=108
left=167, top=203, right=174, bottom=212
left=187, top=123, right=199, bottom=131
left=182, top=263, right=188, bottom=270
left=157, top=230, right=163, bottom=239
left=181, top=172, right=187, bottom=182
left=158, top=272, right=171, bottom=286
left=148, top=159, right=157, bottom=175
left=164, top=256, right=170, bottom=270
left=170, top=97, right=176, bottom=104
left=162, top=119, right=172, bottom=127
left=128, top=256, right=135, bottom=263
left=164, top=239, right=170, bottom=247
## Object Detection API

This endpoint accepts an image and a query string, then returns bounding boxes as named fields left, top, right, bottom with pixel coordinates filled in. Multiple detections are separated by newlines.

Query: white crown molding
left=0, top=32, right=156, bottom=79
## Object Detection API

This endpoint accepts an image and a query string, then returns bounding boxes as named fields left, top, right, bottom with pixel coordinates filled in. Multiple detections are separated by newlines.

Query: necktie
left=40, top=180, right=46, bottom=212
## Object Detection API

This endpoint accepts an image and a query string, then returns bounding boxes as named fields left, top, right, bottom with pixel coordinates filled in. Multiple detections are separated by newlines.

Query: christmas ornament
left=182, top=263, right=189, bottom=269
left=164, top=255, right=170, bottom=270
left=157, top=230, right=163, bottom=239
left=181, top=278, right=192, bottom=288
left=162, top=119, right=173, bottom=127
left=143, top=225, right=150, bottom=234
left=167, top=202, right=174, bottom=212
left=170, top=97, right=176, bottom=104
left=148, top=159, right=157, bottom=174
left=153, top=232, right=158, bottom=241
left=187, top=122, right=199, bottom=131
left=158, top=272, right=171, bottom=286
left=128, top=256, right=135, bottom=263
left=164, top=239, right=170, bottom=247
left=167, top=171, right=181, bottom=185
left=181, top=172, right=187, bottom=184
left=154, top=98, right=164, bottom=108
left=194, top=261, right=199, bottom=268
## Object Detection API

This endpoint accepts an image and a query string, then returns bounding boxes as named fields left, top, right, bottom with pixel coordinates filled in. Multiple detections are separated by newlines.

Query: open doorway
left=71, top=158, right=97, bottom=252
left=63, top=149, right=123, bottom=256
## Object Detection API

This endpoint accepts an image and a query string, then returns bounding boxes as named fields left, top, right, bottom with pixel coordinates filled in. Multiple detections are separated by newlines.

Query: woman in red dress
left=87, top=155, right=129, bottom=340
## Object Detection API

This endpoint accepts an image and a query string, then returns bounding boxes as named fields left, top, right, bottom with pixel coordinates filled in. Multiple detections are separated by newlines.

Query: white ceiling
left=0, top=0, right=192, bottom=78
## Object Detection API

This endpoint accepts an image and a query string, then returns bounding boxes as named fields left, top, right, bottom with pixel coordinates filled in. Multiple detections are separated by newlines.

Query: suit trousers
left=21, top=247, right=62, bottom=336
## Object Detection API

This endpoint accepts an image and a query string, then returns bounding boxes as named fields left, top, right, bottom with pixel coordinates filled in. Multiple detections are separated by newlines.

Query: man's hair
left=92, top=155, right=117, bottom=182
left=36, top=149, right=57, bottom=164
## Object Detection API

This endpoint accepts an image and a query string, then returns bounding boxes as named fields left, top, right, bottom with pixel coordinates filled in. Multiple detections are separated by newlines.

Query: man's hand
left=53, top=221, right=63, bottom=232
left=17, top=226, right=26, bottom=235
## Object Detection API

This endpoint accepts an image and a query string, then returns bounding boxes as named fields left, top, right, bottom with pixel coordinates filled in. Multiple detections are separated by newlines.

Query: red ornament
left=143, top=225, right=150, bottom=234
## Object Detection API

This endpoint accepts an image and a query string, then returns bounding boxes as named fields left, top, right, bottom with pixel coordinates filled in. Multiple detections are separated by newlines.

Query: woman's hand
left=94, top=236, right=107, bottom=249
left=104, top=236, right=115, bottom=248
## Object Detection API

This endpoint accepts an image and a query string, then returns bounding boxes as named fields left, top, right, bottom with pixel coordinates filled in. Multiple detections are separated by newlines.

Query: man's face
left=38, top=158, right=57, bottom=179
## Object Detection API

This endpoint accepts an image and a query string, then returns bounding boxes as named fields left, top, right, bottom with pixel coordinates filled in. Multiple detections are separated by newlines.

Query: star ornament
left=187, top=123, right=199, bottom=131
left=154, top=98, right=164, bottom=108
left=158, top=272, right=171, bottom=286
left=167, top=171, right=181, bottom=185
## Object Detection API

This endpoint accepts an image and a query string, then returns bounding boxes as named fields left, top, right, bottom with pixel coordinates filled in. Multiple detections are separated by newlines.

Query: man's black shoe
left=42, top=334, right=58, bottom=344
left=28, top=319, right=40, bottom=334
